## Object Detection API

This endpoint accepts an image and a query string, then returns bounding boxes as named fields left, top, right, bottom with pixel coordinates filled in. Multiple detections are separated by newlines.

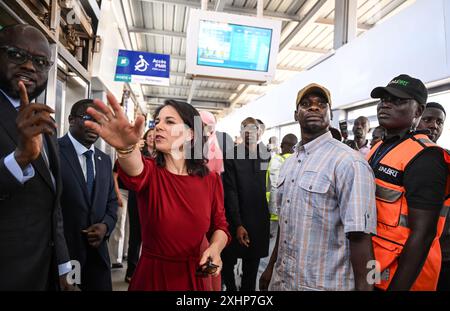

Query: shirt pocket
left=298, top=171, right=333, bottom=215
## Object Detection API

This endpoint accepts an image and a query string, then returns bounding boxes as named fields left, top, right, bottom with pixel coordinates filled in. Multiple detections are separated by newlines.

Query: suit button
left=49, top=241, right=55, bottom=247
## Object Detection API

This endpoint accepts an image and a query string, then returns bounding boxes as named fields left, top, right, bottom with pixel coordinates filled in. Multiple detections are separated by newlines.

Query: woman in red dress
left=85, top=94, right=230, bottom=290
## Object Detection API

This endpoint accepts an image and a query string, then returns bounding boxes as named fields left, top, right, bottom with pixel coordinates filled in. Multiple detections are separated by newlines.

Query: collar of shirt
left=68, top=131, right=95, bottom=157
left=360, top=139, right=369, bottom=149
left=0, top=88, right=20, bottom=110
left=297, top=131, right=333, bottom=156
left=382, top=129, right=429, bottom=145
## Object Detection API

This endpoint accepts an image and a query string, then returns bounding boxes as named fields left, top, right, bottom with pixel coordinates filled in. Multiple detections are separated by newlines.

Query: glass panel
left=55, top=78, right=66, bottom=137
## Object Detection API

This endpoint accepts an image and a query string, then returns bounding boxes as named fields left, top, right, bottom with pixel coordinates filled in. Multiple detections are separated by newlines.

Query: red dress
left=118, top=158, right=230, bottom=291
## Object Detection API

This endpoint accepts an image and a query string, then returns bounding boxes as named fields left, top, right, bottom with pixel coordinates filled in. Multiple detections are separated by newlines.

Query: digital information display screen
left=197, top=20, right=273, bottom=72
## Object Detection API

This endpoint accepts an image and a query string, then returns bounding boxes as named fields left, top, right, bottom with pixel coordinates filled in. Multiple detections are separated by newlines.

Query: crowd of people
left=0, top=23, right=449, bottom=292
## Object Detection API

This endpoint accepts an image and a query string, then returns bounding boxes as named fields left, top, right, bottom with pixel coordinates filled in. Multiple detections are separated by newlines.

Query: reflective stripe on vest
left=375, top=184, right=402, bottom=203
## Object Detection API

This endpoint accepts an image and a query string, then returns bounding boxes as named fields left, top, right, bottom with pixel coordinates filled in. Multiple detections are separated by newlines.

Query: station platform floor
left=111, top=262, right=129, bottom=291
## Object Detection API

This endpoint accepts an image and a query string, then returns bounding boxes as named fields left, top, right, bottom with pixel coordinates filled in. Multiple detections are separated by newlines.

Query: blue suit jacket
left=58, top=134, right=117, bottom=269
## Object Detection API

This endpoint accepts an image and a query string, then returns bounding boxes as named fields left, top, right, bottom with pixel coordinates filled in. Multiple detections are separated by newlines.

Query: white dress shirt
left=67, top=131, right=96, bottom=180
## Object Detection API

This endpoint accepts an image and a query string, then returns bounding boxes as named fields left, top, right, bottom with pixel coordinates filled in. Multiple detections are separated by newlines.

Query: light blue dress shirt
left=0, top=89, right=72, bottom=277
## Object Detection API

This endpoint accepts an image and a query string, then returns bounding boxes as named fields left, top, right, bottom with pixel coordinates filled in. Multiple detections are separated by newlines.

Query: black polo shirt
left=369, top=131, right=447, bottom=211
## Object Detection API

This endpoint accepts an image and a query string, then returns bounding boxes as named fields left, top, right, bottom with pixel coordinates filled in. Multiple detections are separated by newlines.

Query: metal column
left=333, top=0, right=358, bottom=50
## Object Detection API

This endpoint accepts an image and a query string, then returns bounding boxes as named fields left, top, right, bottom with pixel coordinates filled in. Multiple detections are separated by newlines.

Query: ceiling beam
left=289, top=45, right=329, bottom=54
left=145, top=94, right=230, bottom=105
left=137, top=0, right=374, bottom=30
left=147, top=103, right=226, bottom=111
left=315, top=18, right=372, bottom=31
left=144, top=84, right=237, bottom=95
left=169, top=71, right=186, bottom=77
left=139, top=0, right=307, bottom=23
left=276, top=65, right=305, bottom=72
left=129, top=23, right=368, bottom=41
left=129, top=27, right=186, bottom=38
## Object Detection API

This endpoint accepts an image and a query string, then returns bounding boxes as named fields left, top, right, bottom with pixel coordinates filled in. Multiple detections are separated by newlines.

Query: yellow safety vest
left=266, top=153, right=292, bottom=221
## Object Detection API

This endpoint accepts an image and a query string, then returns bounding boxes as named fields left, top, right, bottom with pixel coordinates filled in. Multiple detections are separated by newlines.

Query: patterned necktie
left=83, top=150, right=94, bottom=200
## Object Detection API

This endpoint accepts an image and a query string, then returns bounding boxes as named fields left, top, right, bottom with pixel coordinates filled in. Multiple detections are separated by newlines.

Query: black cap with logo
left=371, top=74, right=428, bottom=106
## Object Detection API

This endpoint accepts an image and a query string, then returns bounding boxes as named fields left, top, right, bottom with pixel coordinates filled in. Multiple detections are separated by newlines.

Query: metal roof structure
left=119, top=0, right=414, bottom=118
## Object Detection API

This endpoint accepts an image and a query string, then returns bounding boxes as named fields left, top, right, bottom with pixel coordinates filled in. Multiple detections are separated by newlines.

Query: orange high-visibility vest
left=367, top=134, right=449, bottom=291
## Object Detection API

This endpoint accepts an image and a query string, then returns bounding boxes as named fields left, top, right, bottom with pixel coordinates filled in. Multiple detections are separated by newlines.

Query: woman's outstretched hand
left=84, top=92, right=145, bottom=149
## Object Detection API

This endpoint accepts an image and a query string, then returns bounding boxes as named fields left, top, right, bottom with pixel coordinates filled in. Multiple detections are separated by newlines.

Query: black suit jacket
left=222, top=143, right=271, bottom=259
left=0, top=92, right=70, bottom=290
left=58, top=134, right=117, bottom=281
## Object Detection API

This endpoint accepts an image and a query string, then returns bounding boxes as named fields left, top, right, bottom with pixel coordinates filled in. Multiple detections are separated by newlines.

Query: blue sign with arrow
left=115, top=50, right=171, bottom=86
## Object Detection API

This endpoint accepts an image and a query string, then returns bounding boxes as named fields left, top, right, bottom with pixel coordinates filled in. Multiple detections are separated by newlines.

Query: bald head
left=352, top=116, right=370, bottom=140
left=0, top=24, right=49, bottom=50
left=0, top=24, right=51, bottom=100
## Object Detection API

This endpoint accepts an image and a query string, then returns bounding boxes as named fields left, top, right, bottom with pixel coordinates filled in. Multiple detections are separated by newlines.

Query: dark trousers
left=438, top=261, right=450, bottom=291
left=126, top=191, right=142, bottom=279
left=222, top=251, right=260, bottom=291
left=79, top=247, right=112, bottom=291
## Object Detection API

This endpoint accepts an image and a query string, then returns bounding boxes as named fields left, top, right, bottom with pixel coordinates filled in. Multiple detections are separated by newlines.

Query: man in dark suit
left=59, top=99, right=118, bottom=291
left=222, top=117, right=271, bottom=291
left=0, top=24, right=72, bottom=290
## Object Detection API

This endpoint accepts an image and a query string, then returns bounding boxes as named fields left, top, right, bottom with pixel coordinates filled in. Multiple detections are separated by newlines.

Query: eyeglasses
left=380, top=96, right=412, bottom=106
left=195, top=257, right=219, bottom=277
left=0, top=46, right=53, bottom=71
left=73, top=114, right=97, bottom=122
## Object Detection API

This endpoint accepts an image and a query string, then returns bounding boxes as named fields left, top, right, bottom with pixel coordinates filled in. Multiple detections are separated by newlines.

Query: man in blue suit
left=59, top=99, right=118, bottom=291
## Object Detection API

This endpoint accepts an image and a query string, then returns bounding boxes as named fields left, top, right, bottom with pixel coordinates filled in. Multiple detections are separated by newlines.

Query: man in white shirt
left=352, top=116, right=371, bottom=156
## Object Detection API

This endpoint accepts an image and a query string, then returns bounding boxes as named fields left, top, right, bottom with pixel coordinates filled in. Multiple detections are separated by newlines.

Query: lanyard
left=368, top=136, right=409, bottom=170
left=369, top=143, right=396, bottom=170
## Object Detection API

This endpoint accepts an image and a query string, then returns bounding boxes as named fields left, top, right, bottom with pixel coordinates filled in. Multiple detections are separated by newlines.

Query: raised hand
left=84, top=93, right=145, bottom=150
left=14, top=81, right=56, bottom=168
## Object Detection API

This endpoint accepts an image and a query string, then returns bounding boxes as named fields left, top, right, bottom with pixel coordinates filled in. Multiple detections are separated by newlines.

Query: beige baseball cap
left=296, top=83, right=332, bottom=108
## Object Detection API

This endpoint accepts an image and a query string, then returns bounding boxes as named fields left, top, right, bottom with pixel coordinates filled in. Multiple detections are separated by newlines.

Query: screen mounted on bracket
left=186, top=9, right=281, bottom=85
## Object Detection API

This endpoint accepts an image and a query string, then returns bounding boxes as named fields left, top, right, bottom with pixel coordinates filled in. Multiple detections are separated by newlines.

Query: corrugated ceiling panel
left=232, top=0, right=246, bottom=8
left=359, top=0, right=388, bottom=22
left=125, top=0, right=413, bottom=116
